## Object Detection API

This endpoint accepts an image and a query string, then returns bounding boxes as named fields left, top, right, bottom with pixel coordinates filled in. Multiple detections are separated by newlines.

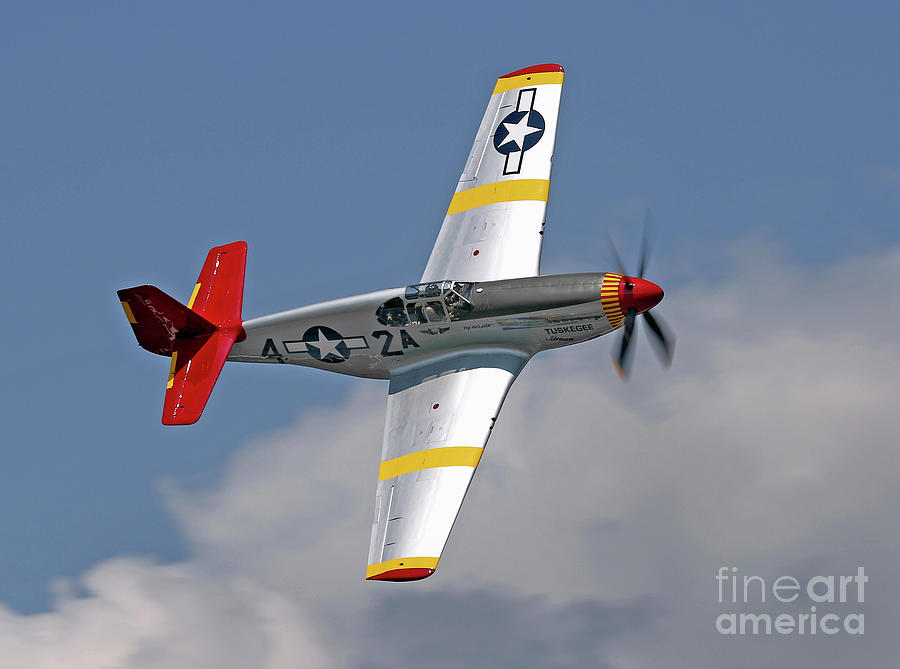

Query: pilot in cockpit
left=444, top=292, right=461, bottom=319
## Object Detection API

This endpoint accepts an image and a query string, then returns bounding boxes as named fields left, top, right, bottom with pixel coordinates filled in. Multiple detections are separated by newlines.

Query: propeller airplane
left=118, top=64, right=674, bottom=582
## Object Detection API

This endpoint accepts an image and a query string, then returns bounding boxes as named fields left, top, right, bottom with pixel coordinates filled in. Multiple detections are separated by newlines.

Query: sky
left=1, top=1, right=899, bottom=667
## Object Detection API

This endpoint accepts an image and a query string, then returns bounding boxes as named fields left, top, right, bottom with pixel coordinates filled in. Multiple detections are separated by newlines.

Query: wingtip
left=499, top=63, right=564, bottom=78
left=366, top=567, right=435, bottom=582
left=366, top=557, right=439, bottom=581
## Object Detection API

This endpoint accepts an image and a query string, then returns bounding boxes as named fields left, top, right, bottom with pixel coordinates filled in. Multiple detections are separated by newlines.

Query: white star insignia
left=309, top=329, right=344, bottom=358
left=498, top=114, right=542, bottom=152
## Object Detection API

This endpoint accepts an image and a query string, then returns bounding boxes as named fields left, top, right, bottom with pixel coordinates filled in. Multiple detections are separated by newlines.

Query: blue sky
left=1, top=2, right=899, bottom=665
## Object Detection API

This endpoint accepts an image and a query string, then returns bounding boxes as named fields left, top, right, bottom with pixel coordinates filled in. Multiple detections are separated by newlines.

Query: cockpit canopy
left=376, top=280, right=474, bottom=326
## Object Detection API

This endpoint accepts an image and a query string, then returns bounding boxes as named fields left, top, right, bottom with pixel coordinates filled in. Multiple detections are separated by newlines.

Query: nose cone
left=619, top=277, right=664, bottom=314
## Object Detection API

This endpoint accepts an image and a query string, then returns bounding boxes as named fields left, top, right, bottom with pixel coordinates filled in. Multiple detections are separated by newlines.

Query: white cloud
left=2, top=242, right=898, bottom=667
left=0, top=558, right=333, bottom=669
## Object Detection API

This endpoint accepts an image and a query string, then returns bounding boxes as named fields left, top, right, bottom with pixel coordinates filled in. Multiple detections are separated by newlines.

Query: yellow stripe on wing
left=378, top=446, right=484, bottom=481
left=447, top=179, right=549, bottom=215
left=493, top=71, right=564, bottom=94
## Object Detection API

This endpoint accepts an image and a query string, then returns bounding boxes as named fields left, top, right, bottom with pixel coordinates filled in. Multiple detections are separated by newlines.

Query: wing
left=366, top=349, right=529, bottom=581
left=421, top=64, right=565, bottom=284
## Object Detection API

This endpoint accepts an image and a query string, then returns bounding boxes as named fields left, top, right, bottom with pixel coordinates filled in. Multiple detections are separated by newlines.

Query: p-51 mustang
left=118, top=64, right=673, bottom=582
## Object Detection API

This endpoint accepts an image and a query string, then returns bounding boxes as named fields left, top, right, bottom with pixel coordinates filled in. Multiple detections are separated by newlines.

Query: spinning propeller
left=607, top=211, right=676, bottom=381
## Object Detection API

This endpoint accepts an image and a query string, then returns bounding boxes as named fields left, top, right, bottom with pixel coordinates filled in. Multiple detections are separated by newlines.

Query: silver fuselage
left=228, top=272, right=620, bottom=379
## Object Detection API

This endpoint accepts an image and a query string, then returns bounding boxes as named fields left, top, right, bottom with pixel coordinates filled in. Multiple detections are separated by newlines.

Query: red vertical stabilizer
left=118, top=241, right=247, bottom=425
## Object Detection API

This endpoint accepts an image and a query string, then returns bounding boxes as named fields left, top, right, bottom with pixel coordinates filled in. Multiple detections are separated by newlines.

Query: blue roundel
left=302, top=325, right=350, bottom=363
left=493, top=109, right=546, bottom=155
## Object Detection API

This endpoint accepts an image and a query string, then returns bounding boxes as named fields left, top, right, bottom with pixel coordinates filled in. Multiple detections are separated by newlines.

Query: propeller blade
left=642, top=310, right=675, bottom=368
left=605, top=230, right=627, bottom=276
left=612, top=308, right=637, bottom=381
left=608, top=209, right=675, bottom=380
left=636, top=208, right=655, bottom=279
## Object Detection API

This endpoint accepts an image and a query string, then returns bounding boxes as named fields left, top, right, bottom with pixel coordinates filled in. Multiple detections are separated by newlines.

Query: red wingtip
left=366, top=568, right=435, bottom=582
left=500, top=63, right=564, bottom=78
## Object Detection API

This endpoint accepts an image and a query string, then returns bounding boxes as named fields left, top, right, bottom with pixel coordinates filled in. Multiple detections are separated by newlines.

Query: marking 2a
left=372, top=329, right=420, bottom=357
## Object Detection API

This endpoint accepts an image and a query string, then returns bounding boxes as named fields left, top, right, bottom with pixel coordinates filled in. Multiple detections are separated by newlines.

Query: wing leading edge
left=367, top=349, right=529, bottom=581
left=421, top=64, right=565, bottom=284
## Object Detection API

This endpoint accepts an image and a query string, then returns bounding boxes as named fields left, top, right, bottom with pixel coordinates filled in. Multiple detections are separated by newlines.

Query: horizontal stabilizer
left=188, top=241, right=247, bottom=327
left=162, top=329, right=240, bottom=425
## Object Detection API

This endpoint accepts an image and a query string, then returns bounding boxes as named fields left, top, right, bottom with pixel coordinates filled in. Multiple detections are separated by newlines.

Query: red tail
left=118, top=241, right=247, bottom=425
